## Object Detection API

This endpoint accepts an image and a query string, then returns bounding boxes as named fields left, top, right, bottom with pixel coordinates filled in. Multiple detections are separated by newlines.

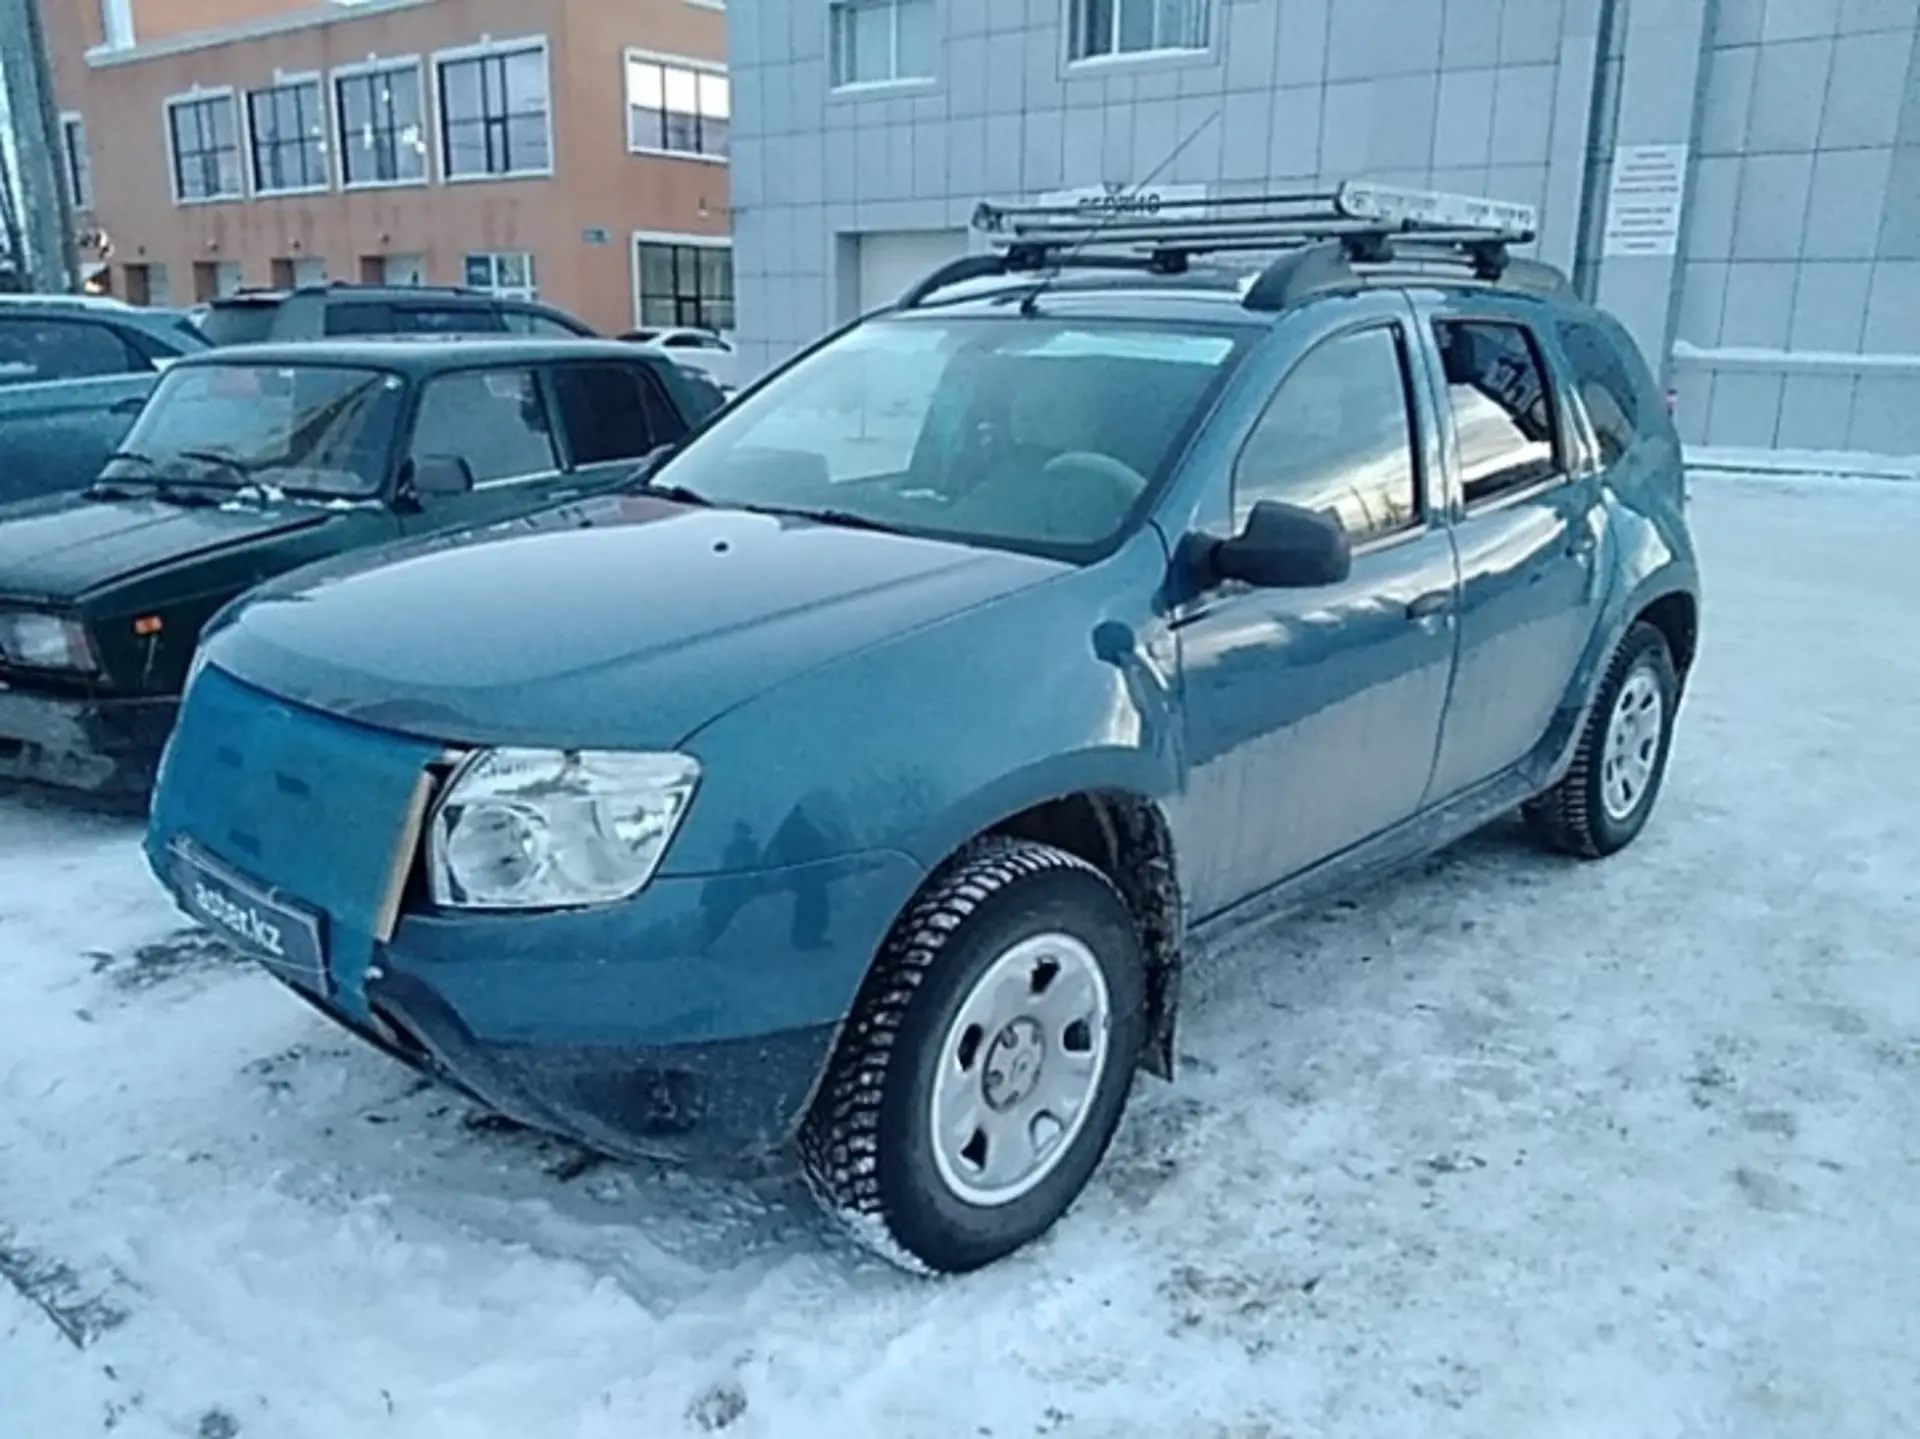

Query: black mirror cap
left=408, top=454, right=476, bottom=498
left=1208, top=500, right=1353, bottom=589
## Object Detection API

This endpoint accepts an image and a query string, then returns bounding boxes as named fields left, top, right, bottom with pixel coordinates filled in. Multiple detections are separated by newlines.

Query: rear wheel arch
left=1636, top=589, right=1699, bottom=683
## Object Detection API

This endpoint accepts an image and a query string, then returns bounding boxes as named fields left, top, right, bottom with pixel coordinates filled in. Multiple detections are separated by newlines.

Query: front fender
left=667, top=527, right=1181, bottom=913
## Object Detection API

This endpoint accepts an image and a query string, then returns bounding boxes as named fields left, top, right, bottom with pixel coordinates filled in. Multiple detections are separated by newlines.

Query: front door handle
left=1407, top=591, right=1453, bottom=621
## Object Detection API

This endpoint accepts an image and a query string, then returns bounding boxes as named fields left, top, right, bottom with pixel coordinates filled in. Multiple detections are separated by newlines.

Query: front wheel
left=800, top=837, right=1147, bottom=1274
left=1526, top=621, right=1680, bottom=858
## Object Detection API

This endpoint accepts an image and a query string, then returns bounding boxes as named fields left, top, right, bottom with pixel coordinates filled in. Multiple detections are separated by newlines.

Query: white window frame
left=164, top=87, right=246, bottom=205
left=1063, top=0, right=1213, bottom=66
left=245, top=71, right=332, bottom=197
left=464, top=251, right=539, bottom=301
left=59, top=112, right=93, bottom=210
left=623, top=49, right=730, bottom=165
left=431, top=34, right=555, bottom=184
left=630, top=230, right=735, bottom=334
left=330, top=55, right=432, bottom=191
left=828, top=0, right=938, bottom=92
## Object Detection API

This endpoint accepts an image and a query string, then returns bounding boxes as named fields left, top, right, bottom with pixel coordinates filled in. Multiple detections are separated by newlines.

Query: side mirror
left=1205, top=500, right=1352, bottom=589
left=408, top=454, right=476, bottom=499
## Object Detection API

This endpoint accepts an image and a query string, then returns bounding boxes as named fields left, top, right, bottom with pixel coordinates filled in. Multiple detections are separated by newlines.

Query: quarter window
left=336, top=63, right=427, bottom=186
left=1234, top=327, right=1420, bottom=545
left=1558, top=321, right=1643, bottom=468
left=635, top=241, right=735, bottom=332
left=438, top=44, right=552, bottom=179
left=830, top=0, right=937, bottom=87
left=1433, top=321, right=1561, bottom=506
left=168, top=94, right=243, bottom=202
left=1068, top=0, right=1211, bottom=62
left=248, top=80, right=328, bottom=194
left=409, top=369, right=557, bottom=484
left=625, top=55, right=730, bottom=160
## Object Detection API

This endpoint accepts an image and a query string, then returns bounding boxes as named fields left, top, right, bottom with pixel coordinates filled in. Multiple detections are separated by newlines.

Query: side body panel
left=0, top=374, right=155, bottom=506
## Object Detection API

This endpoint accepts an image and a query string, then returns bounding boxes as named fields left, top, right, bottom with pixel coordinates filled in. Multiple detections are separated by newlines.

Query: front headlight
left=0, top=612, right=97, bottom=672
left=428, top=749, right=700, bottom=911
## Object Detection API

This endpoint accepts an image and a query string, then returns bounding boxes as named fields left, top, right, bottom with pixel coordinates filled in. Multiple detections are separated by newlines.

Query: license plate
left=170, top=841, right=329, bottom=997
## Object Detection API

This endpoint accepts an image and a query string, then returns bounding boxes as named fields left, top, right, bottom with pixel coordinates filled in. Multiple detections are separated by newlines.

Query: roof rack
left=906, top=182, right=1565, bottom=313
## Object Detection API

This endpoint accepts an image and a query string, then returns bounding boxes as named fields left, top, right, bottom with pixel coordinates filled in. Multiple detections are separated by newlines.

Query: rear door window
left=408, top=368, right=558, bottom=484
left=1432, top=320, right=1562, bottom=506
left=0, top=317, right=144, bottom=385
left=397, top=305, right=507, bottom=336
left=549, top=362, right=684, bottom=464
left=324, top=303, right=398, bottom=337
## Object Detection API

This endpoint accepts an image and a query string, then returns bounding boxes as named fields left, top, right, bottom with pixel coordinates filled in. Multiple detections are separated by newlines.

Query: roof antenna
left=1018, top=107, right=1221, bottom=317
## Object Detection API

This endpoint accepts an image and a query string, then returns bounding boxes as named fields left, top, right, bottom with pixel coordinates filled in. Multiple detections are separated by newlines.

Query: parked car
left=0, top=337, right=715, bottom=801
left=621, top=326, right=748, bottom=393
left=0, top=294, right=214, bottom=506
left=196, top=283, right=597, bottom=347
left=145, top=185, right=1701, bottom=1274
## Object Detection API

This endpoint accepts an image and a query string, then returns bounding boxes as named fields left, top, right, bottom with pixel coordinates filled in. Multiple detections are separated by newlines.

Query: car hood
left=0, top=492, right=342, bottom=603
left=204, top=492, right=1068, bottom=749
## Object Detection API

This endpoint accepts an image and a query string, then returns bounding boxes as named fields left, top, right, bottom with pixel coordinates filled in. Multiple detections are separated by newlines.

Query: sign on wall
left=1603, top=145, right=1690, bottom=258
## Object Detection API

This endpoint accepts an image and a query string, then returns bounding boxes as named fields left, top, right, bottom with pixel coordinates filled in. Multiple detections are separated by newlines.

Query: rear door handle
left=1407, top=591, right=1453, bottom=621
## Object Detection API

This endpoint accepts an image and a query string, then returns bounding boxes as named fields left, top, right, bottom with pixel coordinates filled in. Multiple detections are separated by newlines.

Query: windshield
left=654, top=315, right=1247, bottom=559
left=109, top=363, right=405, bottom=499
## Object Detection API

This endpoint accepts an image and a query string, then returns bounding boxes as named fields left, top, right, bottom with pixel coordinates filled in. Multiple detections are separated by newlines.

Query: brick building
left=46, top=0, right=735, bottom=336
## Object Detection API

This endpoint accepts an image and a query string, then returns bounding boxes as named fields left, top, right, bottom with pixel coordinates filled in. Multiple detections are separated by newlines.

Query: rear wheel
left=1526, top=621, right=1679, bottom=858
left=799, top=837, right=1146, bottom=1274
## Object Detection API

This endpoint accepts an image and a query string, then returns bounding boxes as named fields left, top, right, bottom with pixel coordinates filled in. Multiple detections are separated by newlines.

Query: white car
left=621, top=326, right=746, bottom=393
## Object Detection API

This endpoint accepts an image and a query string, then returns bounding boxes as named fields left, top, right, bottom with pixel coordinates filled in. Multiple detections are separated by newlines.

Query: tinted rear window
left=198, top=304, right=282, bottom=346
left=1559, top=320, right=1656, bottom=466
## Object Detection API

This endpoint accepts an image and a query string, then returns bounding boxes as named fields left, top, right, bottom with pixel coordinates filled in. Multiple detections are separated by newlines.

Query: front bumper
left=0, top=682, right=176, bottom=799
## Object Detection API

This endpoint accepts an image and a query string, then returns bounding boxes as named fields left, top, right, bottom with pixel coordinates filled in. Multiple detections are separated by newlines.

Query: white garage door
left=856, top=230, right=969, bottom=311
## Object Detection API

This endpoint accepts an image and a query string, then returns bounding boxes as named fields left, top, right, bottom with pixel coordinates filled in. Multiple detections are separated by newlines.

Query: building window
left=167, top=93, right=244, bottom=203
left=465, top=252, right=538, bottom=300
left=248, top=79, right=328, bottom=194
left=625, top=54, right=730, bottom=160
left=60, top=115, right=92, bottom=210
left=1067, top=0, right=1210, bottom=61
left=438, top=41, right=552, bottom=179
left=98, top=0, right=134, bottom=49
left=830, top=0, right=936, bottom=88
left=335, top=62, right=428, bottom=187
left=635, top=239, right=734, bottom=331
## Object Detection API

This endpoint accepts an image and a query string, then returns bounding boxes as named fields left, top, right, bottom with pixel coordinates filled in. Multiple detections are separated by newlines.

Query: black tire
left=799, top=836, right=1147, bottom=1275
left=1526, top=621, right=1679, bottom=859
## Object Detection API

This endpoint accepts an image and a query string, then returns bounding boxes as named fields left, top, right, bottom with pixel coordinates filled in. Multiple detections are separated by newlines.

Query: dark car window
left=503, top=306, right=590, bottom=338
left=1434, top=320, right=1561, bottom=506
left=1234, top=326, right=1420, bottom=545
left=549, top=363, right=682, bottom=465
left=409, top=368, right=557, bottom=484
left=324, top=302, right=398, bottom=337
left=1558, top=321, right=1642, bottom=467
left=0, top=316, right=144, bottom=385
left=398, top=305, right=507, bottom=336
left=198, top=303, right=283, bottom=346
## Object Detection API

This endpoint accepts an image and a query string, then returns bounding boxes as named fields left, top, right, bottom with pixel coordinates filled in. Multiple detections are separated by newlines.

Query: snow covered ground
left=3, top=473, right=1918, bottom=1439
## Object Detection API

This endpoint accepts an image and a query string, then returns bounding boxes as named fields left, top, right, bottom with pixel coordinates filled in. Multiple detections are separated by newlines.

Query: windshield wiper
left=738, top=504, right=908, bottom=537
left=644, top=482, right=716, bottom=509
left=175, top=448, right=255, bottom=483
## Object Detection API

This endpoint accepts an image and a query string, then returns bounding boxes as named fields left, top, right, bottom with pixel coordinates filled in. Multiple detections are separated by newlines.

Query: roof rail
left=907, top=182, right=1562, bottom=313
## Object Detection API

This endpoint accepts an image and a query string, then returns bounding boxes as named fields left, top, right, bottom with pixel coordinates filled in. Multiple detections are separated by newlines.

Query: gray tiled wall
left=1672, top=0, right=1920, bottom=453
left=728, top=0, right=1602, bottom=380
left=731, top=0, right=1920, bottom=460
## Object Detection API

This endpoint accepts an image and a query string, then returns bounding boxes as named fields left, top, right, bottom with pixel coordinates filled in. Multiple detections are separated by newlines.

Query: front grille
left=148, top=664, right=448, bottom=1015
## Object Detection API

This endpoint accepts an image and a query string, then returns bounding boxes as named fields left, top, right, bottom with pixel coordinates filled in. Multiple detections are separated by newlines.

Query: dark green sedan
left=0, top=337, right=718, bottom=801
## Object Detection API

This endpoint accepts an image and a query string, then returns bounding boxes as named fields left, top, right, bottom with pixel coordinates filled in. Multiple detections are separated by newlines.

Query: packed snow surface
left=2, top=474, right=1917, bottom=1438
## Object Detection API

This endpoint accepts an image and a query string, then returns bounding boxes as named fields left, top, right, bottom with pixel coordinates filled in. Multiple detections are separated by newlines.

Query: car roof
left=168, top=337, right=658, bottom=372
left=209, top=284, right=509, bottom=306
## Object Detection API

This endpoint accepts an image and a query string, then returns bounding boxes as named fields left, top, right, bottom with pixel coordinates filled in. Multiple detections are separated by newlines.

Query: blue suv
left=146, top=186, right=1700, bottom=1274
